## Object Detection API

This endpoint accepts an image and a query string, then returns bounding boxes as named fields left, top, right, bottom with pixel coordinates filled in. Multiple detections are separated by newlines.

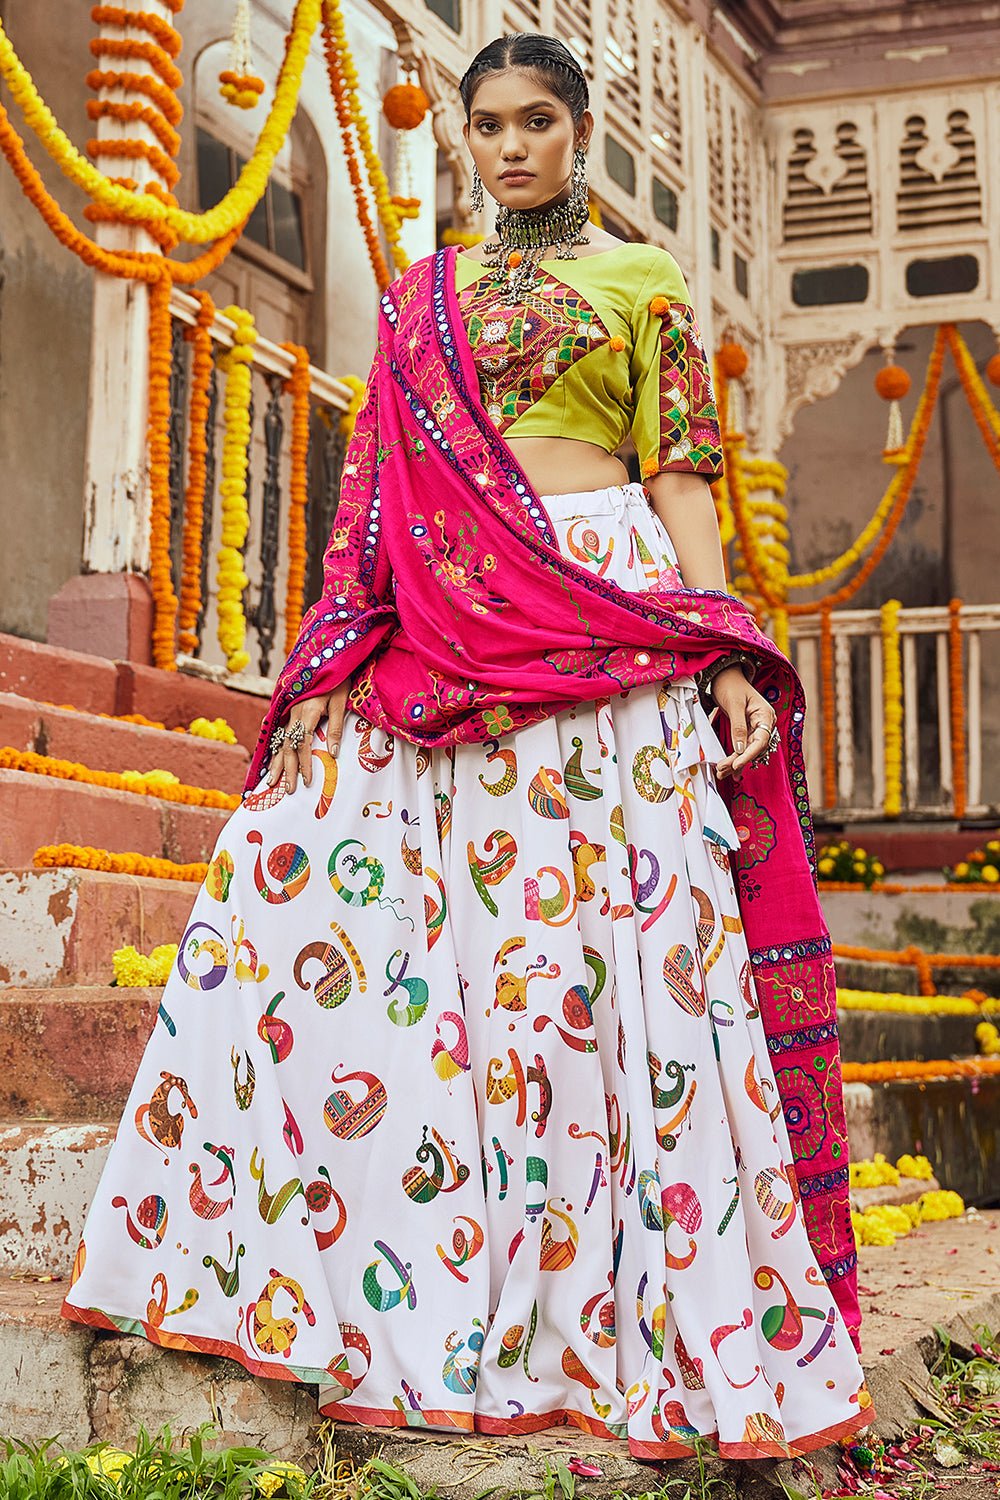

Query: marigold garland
left=88, top=34, right=183, bottom=91
left=281, top=342, right=311, bottom=654
left=850, top=1152, right=935, bottom=1189
left=34, top=843, right=208, bottom=882
left=977, top=1021, right=1000, bottom=1055
left=842, top=1057, right=1000, bottom=1083
left=1, top=746, right=238, bottom=810
left=947, top=598, right=967, bottom=819
left=0, top=0, right=319, bottom=243
left=85, top=97, right=180, bottom=158
left=177, top=290, right=215, bottom=655
left=336, top=374, right=367, bottom=439
left=880, top=598, right=903, bottom=817
left=833, top=940, right=1000, bottom=995
left=852, top=1190, right=964, bottom=1248
left=319, top=5, right=391, bottom=289
left=84, top=67, right=183, bottom=128
left=837, top=987, right=1000, bottom=1016
left=946, top=325, right=1000, bottom=467
left=39, top=703, right=239, bottom=743
left=321, top=0, right=407, bottom=276
left=220, top=70, right=266, bottom=110
left=819, top=603, right=836, bottom=807
left=147, top=273, right=178, bottom=670
left=216, top=305, right=256, bottom=674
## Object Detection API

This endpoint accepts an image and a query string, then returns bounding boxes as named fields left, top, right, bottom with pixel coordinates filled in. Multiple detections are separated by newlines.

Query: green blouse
left=454, top=242, right=723, bottom=481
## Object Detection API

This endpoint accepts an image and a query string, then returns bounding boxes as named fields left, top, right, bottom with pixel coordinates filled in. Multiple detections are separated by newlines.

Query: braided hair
left=458, top=34, right=589, bottom=124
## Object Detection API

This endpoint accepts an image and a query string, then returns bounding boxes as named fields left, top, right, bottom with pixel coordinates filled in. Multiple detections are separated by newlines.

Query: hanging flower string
left=177, top=290, right=215, bottom=655
left=320, top=4, right=391, bottom=289
left=34, top=843, right=208, bottom=883
left=147, top=273, right=178, bottom=670
left=220, top=0, right=265, bottom=109
left=216, top=305, right=257, bottom=674
left=880, top=599, right=903, bottom=818
left=948, top=598, right=967, bottom=820
left=946, top=325, right=1000, bottom=467
left=281, top=342, right=311, bottom=653
left=819, top=602, right=836, bottom=808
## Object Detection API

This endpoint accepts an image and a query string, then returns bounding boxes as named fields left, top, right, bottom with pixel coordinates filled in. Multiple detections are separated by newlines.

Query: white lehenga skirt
left=62, top=481, right=872, bottom=1460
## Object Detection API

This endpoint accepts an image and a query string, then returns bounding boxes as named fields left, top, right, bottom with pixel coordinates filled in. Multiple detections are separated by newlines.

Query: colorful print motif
left=656, top=303, right=724, bottom=477
left=63, top=487, right=872, bottom=1463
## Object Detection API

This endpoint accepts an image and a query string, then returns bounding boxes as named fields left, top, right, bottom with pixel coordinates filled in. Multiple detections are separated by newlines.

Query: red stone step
left=0, top=868, right=197, bottom=987
left=0, top=632, right=269, bottom=753
left=821, top=823, right=999, bottom=872
left=0, top=770, right=230, bottom=870
left=0, top=693, right=249, bottom=795
left=0, top=988, right=158, bottom=1119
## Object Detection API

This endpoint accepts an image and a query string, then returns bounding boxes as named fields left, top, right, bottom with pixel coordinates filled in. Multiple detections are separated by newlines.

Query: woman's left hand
left=710, top=666, right=778, bottom=781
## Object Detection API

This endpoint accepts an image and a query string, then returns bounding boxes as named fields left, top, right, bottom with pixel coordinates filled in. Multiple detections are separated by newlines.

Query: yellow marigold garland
left=946, top=325, right=1000, bottom=466
left=216, top=305, right=256, bottom=674
left=852, top=1190, right=964, bottom=1248
left=188, top=716, right=238, bottom=743
left=281, top=342, right=311, bottom=653
left=177, top=290, right=215, bottom=655
left=880, top=599, right=903, bottom=817
left=336, top=375, right=367, bottom=440
left=837, top=987, right=1000, bottom=1016
left=319, top=6, right=390, bottom=289
left=842, top=1057, right=1000, bottom=1083
left=976, top=1021, right=1000, bottom=1055
left=34, top=843, right=208, bottom=882
left=0, top=0, right=319, bottom=243
left=1, top=746, right=238, bottom=809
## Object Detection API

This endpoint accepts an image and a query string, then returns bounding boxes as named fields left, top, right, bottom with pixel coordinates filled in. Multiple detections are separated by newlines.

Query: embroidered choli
left=454, top=243, right=724, bottom=482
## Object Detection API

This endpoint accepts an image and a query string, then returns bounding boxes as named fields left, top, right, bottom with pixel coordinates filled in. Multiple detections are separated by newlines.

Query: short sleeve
left=629, top=250, right=724, bottom=482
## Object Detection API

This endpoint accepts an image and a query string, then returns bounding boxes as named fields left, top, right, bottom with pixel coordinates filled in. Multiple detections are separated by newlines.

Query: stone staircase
left=1, top=627, right=998, bottom=1460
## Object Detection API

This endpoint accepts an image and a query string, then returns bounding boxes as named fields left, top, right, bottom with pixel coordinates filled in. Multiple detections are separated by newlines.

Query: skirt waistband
left=538, top=481, right=650, bottom=523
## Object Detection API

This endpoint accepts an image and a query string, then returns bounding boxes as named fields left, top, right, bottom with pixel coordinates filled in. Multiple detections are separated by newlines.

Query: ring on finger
left=269, top=726, right=286, bottom=757
left=287, top=719, right=307, bottom=751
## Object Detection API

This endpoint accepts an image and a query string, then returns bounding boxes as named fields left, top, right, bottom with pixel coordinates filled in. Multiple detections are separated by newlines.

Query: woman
left=63, top=33, right=873, bottom=1462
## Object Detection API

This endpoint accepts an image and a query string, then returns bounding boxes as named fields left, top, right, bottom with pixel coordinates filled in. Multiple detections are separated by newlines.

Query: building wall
left=0, top=0, right=95, bottom=641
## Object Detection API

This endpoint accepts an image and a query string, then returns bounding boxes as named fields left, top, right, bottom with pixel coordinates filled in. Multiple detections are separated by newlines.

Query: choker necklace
left=480, top=149, right=591, bottom=301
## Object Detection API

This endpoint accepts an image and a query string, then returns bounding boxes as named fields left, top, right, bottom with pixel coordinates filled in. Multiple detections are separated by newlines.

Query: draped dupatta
left=246, top=246, right=861, bottom=1346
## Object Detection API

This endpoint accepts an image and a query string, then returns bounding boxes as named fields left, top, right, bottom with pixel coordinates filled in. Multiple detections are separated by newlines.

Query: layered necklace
left=479, top=154, right=591, bottom=301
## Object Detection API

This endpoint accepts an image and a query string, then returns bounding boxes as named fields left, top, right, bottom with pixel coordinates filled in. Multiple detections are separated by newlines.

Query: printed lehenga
left=62, top=245, right=872, bottom=1460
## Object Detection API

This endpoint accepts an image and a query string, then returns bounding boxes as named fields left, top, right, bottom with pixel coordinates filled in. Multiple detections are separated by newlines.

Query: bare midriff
left=506, top=435, right=630, bottom=498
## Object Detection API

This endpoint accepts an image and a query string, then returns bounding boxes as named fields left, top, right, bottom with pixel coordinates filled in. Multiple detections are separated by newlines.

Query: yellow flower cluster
left=69, top=1448, right=307, bottom=1494
left=335, top=373, right=367, bottom=441
left=977, top=1021, right=1000, bottom=1055
left=880, top=599, right=903, bottom=817
left=849, top=1152, right=934, bottom=1189
left=837, top=987, right=1000, bottom=1016
left=254, top=1462, right=309, bottom=1497
left=322, top=0, right=407, bottom=274
left=118, top=767, right=179, bottom=791
left=790, top=463, right=905, bottom=590
left=817, top=840, right=885, bottom=888
left=112, top=943, right=178, bottom=987
left=896, top=1153, right=935, bottom=1180
left=0, top=2, right=320, bottom=243
left=216, top=305, right=256, bottom=674
left=188, top=716, right=238, bottom=743
left=948, top=838, right=1000, bottom=884
left=852, top=1188, right=964, bottom=1247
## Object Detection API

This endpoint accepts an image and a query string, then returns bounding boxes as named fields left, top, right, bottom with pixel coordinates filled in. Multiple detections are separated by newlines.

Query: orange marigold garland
left=320, top=6, right=390, bottom=290
left=34, top=843, right=207, bottom=883
left=948, top=598, right=967, bottom=819
left=0, top=746, right=238, bottom=810
left=281, top=342, right=311, bottom=653
left=85, top=97, right=180, bottom=157
left=945, top=325, right=1000, bottom=467
left=147, top=272, right=178, bottom=671
left=843, top=1057, right=1000, bottom=1084
left=177, top=290, right=216, bottom=655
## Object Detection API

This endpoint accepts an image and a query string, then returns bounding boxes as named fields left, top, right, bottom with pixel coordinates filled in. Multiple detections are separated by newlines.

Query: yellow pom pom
left=648, top=295, right=670, bottom=317
left=609, top=335, right=627, bottom=352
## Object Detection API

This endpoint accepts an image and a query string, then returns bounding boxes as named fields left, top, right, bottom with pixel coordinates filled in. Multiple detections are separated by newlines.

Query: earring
left=571, top=146, right=589, bottom=211
left=470, top=165, right=484, bottom=214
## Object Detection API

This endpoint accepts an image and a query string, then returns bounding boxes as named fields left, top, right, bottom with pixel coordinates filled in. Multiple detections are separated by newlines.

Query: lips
left=500, top=171, right=534, bottom=182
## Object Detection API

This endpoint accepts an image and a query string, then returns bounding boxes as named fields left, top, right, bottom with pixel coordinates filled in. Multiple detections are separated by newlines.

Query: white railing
left=788, top=604, right=1000, bottom=820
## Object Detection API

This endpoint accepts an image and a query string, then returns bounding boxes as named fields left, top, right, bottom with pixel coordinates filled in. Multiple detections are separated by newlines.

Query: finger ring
left=269, top=726, right=286, bottom=757
left=287, top=719, right=307, bottom=751
left=768, top=725, right=781, bottom=754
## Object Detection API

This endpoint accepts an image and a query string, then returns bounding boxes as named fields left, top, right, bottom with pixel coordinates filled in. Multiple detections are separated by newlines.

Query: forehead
left=469, top=69, right=566, bottom=117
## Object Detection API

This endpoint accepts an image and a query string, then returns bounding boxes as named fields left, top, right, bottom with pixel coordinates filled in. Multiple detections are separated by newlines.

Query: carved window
left=423, top=0, right=461, bottom=31
left=650, top=12, right=682, bottom=172
left=605, top=0, right=640, bottom=132
left=705, top=77, right=725, bottom=215
left=730, top=103, right=752, bottom=242
left=553, top=0, right=593, bottom=75
left=503, top=0, right=541, bottom=28
left=782, top=122, right=872, bottom=242
left=897, top=109, right=982, bottom=231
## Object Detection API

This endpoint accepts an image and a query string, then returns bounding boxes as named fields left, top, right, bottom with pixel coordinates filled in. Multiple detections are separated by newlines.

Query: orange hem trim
left=61, top=1299, right=875, bottom=1462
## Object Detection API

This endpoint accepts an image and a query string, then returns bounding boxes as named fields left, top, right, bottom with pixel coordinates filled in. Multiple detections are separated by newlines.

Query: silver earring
left=470, top=165, right=484, bottom=214
left=572, top=146, right=589, bottom=211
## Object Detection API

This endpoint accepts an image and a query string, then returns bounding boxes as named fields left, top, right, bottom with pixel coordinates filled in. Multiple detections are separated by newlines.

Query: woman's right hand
left=267, top=681, right=351, bottom=793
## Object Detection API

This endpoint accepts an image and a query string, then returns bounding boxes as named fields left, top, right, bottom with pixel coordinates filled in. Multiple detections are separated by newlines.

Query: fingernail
left=735, top=741, right=745, bottom=754
left=331, top=742, right=339, bottom=759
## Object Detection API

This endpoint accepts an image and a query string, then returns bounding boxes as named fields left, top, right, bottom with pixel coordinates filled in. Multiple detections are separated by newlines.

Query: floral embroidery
left=654, top=303, right=723, bottom=478
left=457, top=273, right=610, bottom=431
left=760, top=960, right=829, bottom=1025
left=775, top=1065, right=829, bottom=1161
left=730, top=792, right=776, bottom=869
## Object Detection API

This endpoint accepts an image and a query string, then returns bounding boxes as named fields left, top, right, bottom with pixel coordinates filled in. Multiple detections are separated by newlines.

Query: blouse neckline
left=454, top=241, right=643, bottom=284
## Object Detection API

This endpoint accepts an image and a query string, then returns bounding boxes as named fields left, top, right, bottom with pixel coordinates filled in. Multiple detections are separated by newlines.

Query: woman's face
left=463, top=67, right=592, bottom=211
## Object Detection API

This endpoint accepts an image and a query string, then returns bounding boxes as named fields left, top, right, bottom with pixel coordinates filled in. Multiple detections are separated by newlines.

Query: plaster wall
left=0, top=0, right=95, bottom=642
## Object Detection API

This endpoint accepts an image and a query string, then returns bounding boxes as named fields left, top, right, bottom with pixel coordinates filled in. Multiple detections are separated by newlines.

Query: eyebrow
left=470, top=100, right=557, bottom=119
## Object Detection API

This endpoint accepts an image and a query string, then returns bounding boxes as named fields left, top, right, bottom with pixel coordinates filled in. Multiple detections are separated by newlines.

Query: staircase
left=1, top=629, right=998, bottom=1457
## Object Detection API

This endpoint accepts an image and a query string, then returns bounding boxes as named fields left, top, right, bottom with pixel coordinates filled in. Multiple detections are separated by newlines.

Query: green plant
left=817, top=838, right=884, bottom=888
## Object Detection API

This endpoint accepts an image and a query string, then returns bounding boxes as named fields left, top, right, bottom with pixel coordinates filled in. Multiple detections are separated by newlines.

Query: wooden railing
left=167, top=290, right=356, bottom=690
left=788, top=604, right=1000, bottom=820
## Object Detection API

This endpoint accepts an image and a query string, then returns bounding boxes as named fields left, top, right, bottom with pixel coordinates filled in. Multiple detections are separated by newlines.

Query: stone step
left=0, top=693, right=249, bottom=795
left=0, top=770, right=229, bottom=870
left=844, top=1072, right=1000, bottom=1206
left=0, top=1122, right=113, bottom=1276
left=836, top=1006, right=987, bottom=1062
left=818, top=822, right=1000, bottom=872
left=0, top=988, right=158, bottom=1120
left=0, top=868, right=197, bottom=987
left=0, top=631, right=268, bottom=752
left=823, top=885, right=1000, bottom=963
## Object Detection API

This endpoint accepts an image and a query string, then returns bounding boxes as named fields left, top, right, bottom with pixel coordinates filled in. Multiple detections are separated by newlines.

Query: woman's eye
left=530, top=117, right=551, bottom=128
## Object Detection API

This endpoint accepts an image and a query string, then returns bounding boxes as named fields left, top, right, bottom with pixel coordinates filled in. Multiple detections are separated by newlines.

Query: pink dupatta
left=246, top=246, right=861, bottom=1347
